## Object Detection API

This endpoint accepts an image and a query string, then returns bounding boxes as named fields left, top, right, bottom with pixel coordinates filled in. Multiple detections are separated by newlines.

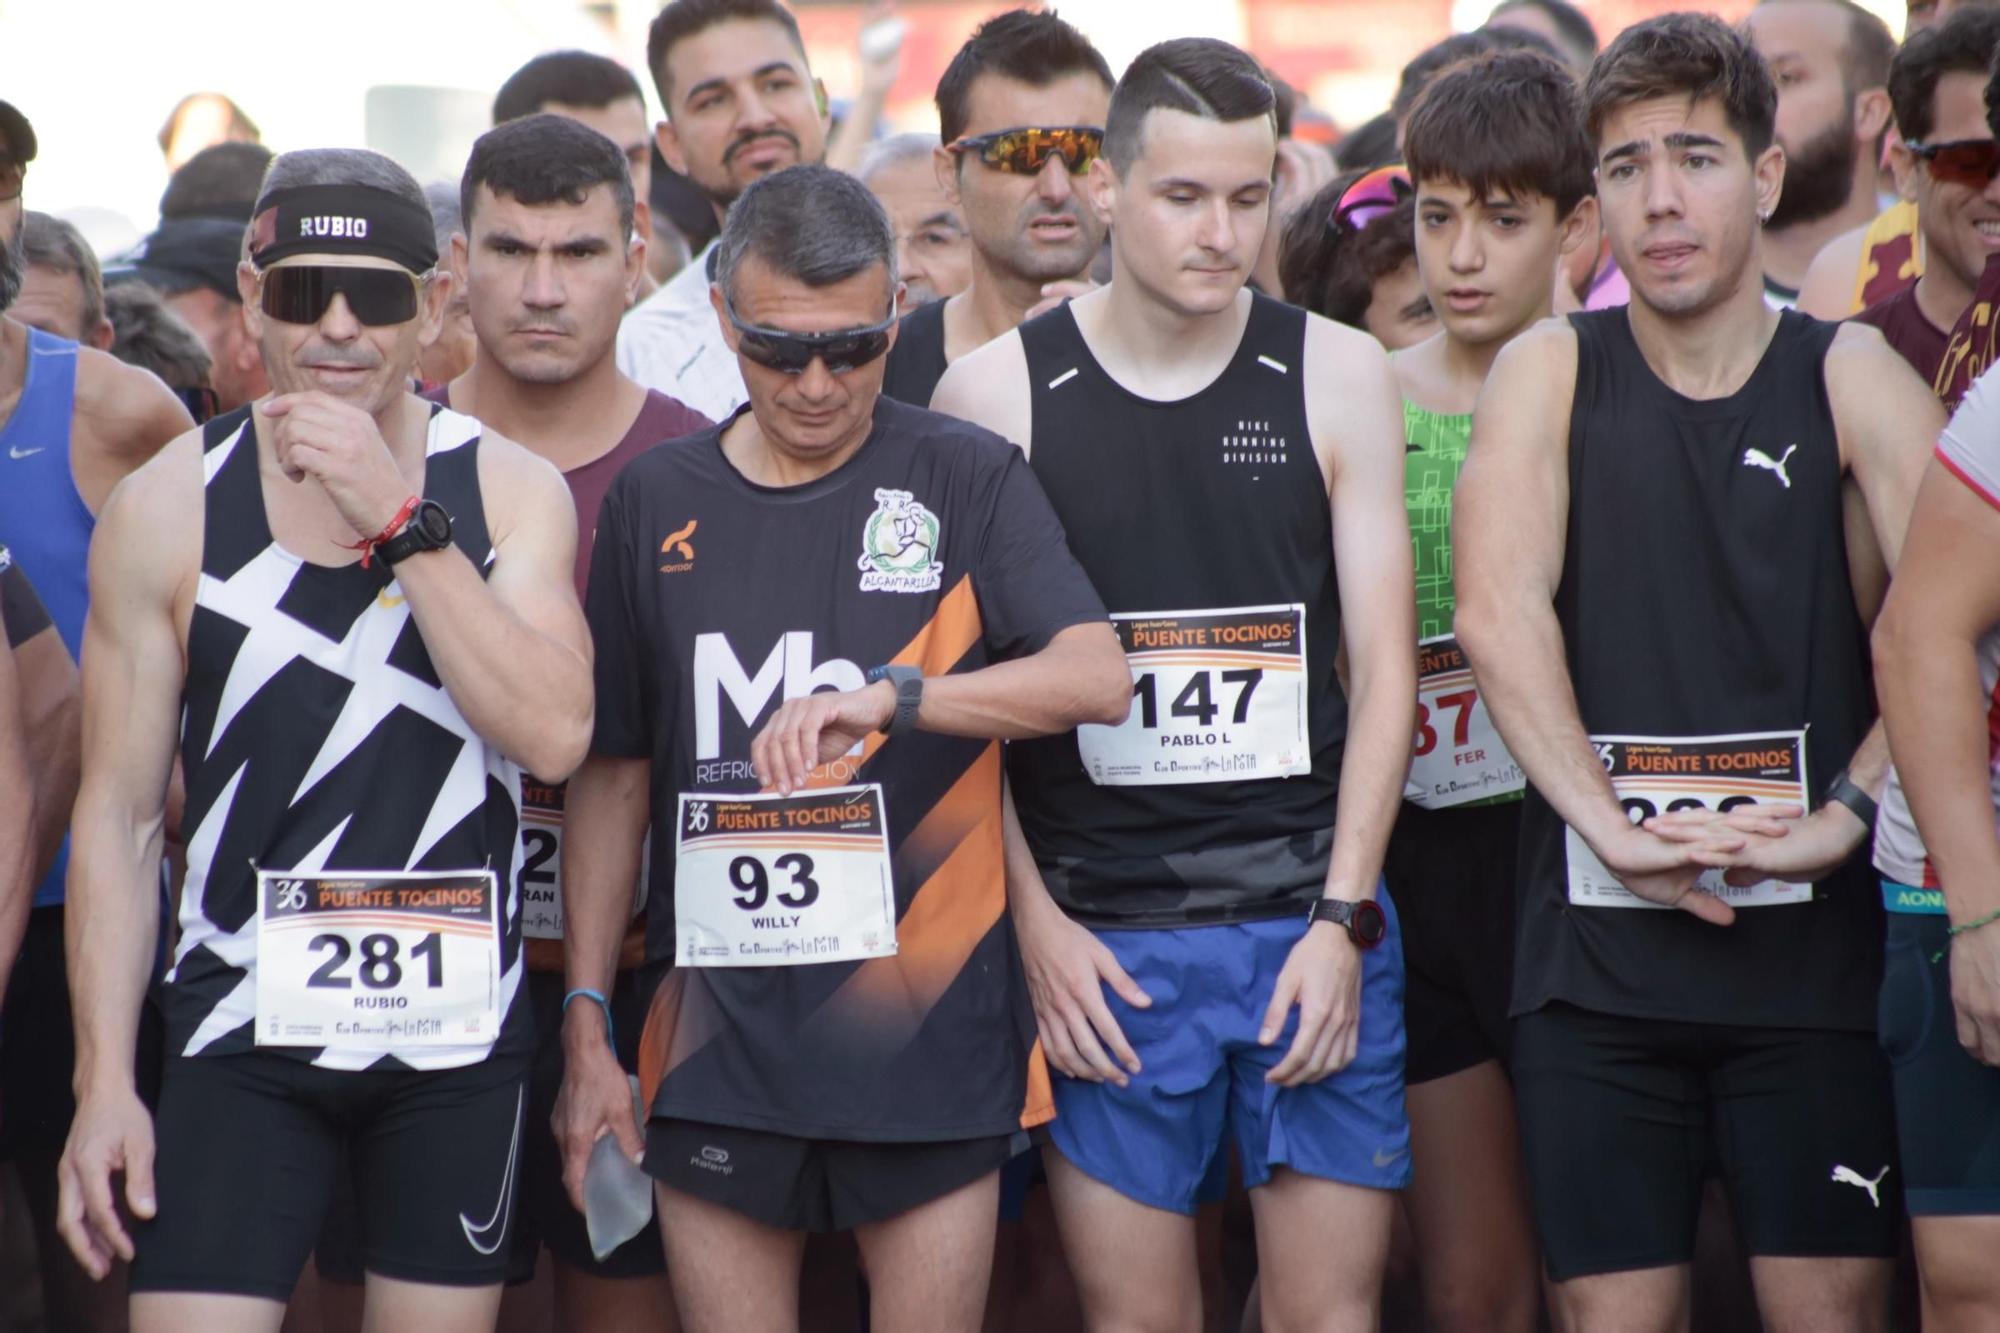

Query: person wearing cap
left=56, top=146, right=591, bottom=1331
left=115, top=212, right=268, bottom=412
left=0, top=97, right=191, bottom=1333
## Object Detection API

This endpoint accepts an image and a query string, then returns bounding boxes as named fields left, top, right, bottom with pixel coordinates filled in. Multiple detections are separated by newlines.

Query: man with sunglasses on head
left=878, top=9, right=1113, bottom=410
left=563, top=162, right=1129, bottom=1333
left=617, top=0, right=832, bottom=423
left=1456, top=16, right=1940, bottom=1329
left=936, top=40, right=1416, bottom=1332
left=57, top=146, right=593, bottom=1333
left=0, top=97, right=193, bottom=1333
left=1856, top=8, right=2000, bottom=394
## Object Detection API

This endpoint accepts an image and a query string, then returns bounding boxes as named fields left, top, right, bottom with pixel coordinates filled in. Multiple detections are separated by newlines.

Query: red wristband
left=342, top=495, right=421, bottom=570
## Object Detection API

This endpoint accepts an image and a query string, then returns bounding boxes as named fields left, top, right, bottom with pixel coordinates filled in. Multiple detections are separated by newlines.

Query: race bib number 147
left=1566, top=730, right=1812, bottom=909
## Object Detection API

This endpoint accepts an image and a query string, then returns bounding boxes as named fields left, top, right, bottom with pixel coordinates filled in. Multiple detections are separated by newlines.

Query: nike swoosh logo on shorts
left=460, top=1087, right=525, bottom=1256
left=1372, top=1147, right=1407, bottom=1168
left=8, top=446, right=45, bottom=460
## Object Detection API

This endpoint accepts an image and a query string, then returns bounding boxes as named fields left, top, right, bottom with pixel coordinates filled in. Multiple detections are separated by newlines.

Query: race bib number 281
left=1566, top=731, right=1812, bottom=909
left=1078, top=605, right=1310, bottom=786
left=255, top=869, right=500, bottom=1049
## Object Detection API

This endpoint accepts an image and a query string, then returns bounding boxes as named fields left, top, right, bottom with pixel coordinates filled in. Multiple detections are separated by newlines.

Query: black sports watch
left=378, top=500, right=452, bottom=566
left=1308, top=897, right=1387, bottom=950
left=865, top=664, right=924, bottom=737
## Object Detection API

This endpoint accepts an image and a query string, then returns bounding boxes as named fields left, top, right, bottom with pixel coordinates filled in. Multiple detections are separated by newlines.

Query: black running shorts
left=1880, top=911, right=2000, bottom=1216
left=1381, top=800, right=1519, bottom=1083
left=1513, top=1002, right=1901, bottom=1281
left=131, top=1048, right=529, bottom=1301
left=647, top=1117, right=1025, bottom=1233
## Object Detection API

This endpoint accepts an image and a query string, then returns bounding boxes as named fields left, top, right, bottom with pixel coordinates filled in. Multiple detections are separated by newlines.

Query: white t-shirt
left=615, top=241, right=748, bottom=423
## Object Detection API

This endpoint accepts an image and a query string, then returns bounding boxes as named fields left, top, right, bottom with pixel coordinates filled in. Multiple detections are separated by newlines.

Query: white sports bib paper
left=1405, top=634, right=1523, bottom=808
left=255, top=869, right=501, bottom=1049
left=1078, top=605, right=1310, bottom=786
left=1565, top=730, right=1812, bottom=909
left=520, top=777, right=649, bottom=942
left=674, top=785, right=896, bottom=967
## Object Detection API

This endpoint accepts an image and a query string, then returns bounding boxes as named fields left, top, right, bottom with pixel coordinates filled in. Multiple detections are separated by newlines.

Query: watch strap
left=1822, top=769, right=1878, bottom=833
left=886, top=666, right=923, bottom=737
left=379, top=500, right=451, bottom=567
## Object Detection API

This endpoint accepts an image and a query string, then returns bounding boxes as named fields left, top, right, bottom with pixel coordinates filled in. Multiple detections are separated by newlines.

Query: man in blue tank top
left=935, top=38, right=1417, bottom=1333
left=1456, top=15, right=1942, bottom=1331
left=0, top=98, right=193, bottom=1333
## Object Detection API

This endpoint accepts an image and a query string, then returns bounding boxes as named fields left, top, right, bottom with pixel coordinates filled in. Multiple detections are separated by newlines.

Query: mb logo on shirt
left=693, top=632, right=865, bottom=784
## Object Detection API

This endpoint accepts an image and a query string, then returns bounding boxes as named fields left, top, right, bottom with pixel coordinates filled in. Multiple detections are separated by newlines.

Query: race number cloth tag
left=674, top=785, right=896, bottom=968
left=1405, top=634, right=1523, bottom=808
left=255, top=869, right=501, bottom=1049
left=520, top=778, right=649, bottom=942
left=1565, top=730, right=1812, bottom=909
left=1078, top=605, right=1310, bottom=786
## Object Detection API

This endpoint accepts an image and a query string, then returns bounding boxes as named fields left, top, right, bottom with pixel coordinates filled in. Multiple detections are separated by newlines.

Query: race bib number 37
left=1566, top=731, right=1812, bottom=909
left=1078, top=605, right=1310, bottom=786
left=1405, top=634, right=1522, bottom=808
left=675, top=785, right=897, bottom=968
left=255, top=869, right=500, bottom=1049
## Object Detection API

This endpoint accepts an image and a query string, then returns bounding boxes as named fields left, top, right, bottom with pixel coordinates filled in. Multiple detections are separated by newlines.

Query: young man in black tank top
left=878, top=10, right=1112, bottom=409
left=936, top=40, right=1416, bottom=1333
left=58, top=148, right=594, bottom=1333
left=1455, top=16, right=1942, bottom=1331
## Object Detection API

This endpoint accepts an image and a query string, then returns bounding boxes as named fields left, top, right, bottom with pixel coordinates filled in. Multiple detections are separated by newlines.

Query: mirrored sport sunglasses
left=1331, top=165, right=1412, bottom=234
left=947, top=125, right=1104, bottom=175
left=723, top=296, right=897, bottom=375
left=257, top=264, right=428, bottom=327
left=1906, top=138, right=2000, bottom=190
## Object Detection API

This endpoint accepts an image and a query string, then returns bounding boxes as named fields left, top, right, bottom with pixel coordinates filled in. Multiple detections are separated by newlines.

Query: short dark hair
left=461, top=113, right=637, bottom=237
left=934, top=9, right=1113, bottom=147
left=1404, top=50, right=1593, bottom=218
left=1490, top=0, right=1600, bottom=61
left=1584, top=12, right=1779, bottom=159
left=713, top=164, right=894, bottom=306
left=19, top=212, right=104, bottom=337
left=1393, top=27, right=1564, bottom=123
left=647, top=0, right=807, bottom=108
left=1335, top=113, right=1401, bottom=171
left=494, top=50, right=646, bottom=125
left=1103, top=38, right=1276, bottom=176
left=160, top=142, right=274, bottom=222
left=1890, top=5, right=2000, bottom=143
left=1279, top=169, right=1418, bottom=327
left=104, top=281, right=213, bottom=390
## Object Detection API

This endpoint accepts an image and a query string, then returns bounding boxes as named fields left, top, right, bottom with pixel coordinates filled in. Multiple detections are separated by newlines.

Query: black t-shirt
left=879, top=299, right=950, bottom=408
left=588, top=394, right=1107, bottom=1140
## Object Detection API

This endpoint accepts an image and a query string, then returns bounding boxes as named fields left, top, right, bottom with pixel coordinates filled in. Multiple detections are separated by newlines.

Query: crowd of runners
left=0, top=0, right=1996, bottom=1330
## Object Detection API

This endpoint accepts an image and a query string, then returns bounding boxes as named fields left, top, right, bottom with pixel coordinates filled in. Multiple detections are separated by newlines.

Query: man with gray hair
left=419, top=181, right=476, bottom=386
left=15, top=213, right=113, bottom=349
left=559, top=162, right=1129, bottom=1332
left=58, top=145, right=593, bottom=1332
left=857, top=132, right=972, bottom=312
left=104, top=282, right=216, bottom=416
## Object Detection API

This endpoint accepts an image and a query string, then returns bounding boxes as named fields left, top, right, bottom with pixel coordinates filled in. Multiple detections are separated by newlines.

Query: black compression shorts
left=1513, top=1002, right=1901, bottom=1281
left=1880, top=911, right=2000, bottom=1216
left=132, top=1048, right=529, bottom=1301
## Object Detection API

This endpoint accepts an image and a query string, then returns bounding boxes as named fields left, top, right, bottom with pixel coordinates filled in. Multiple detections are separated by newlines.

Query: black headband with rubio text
left=248, top=183, right=438, bottom=273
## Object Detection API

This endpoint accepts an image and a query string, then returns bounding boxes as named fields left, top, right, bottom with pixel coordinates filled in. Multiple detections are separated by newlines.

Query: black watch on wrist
left=864, top=664, right=924, bottom=736
left=378, top=499, right=452, bottom=566
left=1308, top=897, right=1387, bottom=950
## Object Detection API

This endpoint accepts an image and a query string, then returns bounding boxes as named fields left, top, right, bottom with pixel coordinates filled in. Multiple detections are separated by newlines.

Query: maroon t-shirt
left=1853, top=283, right=1951, bottom=397
left=1938, top=252, right=2000, bottom=412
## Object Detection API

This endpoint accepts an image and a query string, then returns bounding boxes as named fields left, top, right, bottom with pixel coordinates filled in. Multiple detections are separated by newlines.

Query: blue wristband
left=562, top=987, right=615, bottom=1049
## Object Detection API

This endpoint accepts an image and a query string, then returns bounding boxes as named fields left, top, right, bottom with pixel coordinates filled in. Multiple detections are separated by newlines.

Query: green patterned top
left=1404, top=401, right=1473, bottom=639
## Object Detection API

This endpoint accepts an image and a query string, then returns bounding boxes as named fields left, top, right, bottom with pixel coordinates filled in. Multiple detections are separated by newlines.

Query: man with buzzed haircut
left=58, top=145, right=592, bottom=1333
left=1744, top=0, right=1897, bottom=306
left=618, top=0, right=831, bottom=420
left=878, top=8, right=1113, bottom=409
left=937, top=38, right=1417, bottom=1333
left=0, top=98, right=191, bottom=1333
left=1457, top=14, right=1939, bottom=1330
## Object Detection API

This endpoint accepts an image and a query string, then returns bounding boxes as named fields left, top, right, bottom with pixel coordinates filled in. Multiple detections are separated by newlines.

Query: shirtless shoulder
left=71, top=349, right=194, bottom=507
left=929, top=328, right=1031, bottom=451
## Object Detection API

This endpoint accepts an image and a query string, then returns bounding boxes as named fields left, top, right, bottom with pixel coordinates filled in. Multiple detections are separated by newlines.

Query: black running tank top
left=1513, top=309, right=1880, bottom=1031
left=1007, top=294, right=1346, bottom=927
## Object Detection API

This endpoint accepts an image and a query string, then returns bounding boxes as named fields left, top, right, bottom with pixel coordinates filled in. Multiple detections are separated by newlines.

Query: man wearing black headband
left=58, top=146, right=593, bottom=1331
left=0, top=97, right=192, bottom=1333
left=564, top=162, right=1128, bottom=1331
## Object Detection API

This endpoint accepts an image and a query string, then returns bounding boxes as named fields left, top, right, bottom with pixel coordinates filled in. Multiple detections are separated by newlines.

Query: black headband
left=248, top=183, right=438, bottom=273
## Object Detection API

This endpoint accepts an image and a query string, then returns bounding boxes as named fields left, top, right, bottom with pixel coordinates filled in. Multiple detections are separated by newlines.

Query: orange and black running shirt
left=586, top=396, right=1107, bottom=1141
